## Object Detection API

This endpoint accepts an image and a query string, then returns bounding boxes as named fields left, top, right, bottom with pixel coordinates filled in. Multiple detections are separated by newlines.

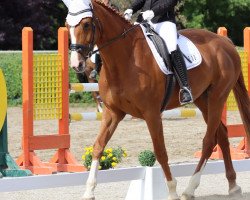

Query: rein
left=90, top=23, right=142, bottom=56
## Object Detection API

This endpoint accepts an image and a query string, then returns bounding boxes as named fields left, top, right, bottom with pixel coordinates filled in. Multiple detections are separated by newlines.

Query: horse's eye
left=83, top=23, right=90, bottom=30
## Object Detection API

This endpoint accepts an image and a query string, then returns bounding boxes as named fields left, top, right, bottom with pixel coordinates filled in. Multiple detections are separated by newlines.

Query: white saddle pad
left=140, top=25, right=202, bottom=75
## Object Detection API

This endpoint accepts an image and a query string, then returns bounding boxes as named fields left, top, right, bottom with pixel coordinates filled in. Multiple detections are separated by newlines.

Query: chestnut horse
left=75, top=58, right=103, bottom=112
left=63, top=1, right=250, bottom=199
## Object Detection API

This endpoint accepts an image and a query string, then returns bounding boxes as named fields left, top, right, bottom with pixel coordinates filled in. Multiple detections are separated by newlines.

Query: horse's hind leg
left=216, top=123, right=242, bottom=196
left=82, top=108, right=125, bottom=200
left=144, top=112, right=179, bottom=200
left=181, top=89, right=241, bottom=199
left=180, top=94, right=210, bottom=200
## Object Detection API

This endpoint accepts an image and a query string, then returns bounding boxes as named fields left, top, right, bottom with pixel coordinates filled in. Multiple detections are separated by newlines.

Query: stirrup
left=179, top=87, right=193, bottom=105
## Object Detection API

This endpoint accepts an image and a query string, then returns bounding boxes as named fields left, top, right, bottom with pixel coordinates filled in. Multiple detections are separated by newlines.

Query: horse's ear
left=61, top=0, right=70, bottom=8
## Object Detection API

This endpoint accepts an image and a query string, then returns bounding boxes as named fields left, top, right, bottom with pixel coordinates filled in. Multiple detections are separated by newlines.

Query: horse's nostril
left=78, top=63, right=85, bottom=73
left=72, top=67, right=79, bottom=73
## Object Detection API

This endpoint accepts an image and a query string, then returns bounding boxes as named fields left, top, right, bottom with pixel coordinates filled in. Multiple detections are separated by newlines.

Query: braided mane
left=94, top=0, right=133, bottom=26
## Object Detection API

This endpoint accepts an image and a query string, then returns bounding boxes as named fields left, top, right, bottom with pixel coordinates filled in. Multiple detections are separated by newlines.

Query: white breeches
left=152, top=21, right=177, bottom=53
left=90, top=45, right=99, bottom=63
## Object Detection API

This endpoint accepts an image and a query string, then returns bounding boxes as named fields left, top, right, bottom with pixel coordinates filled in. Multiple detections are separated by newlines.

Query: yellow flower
left=85, top=151, right=90, bottom=155
left=82, top=155, right=86, bottom=160
left=84, top=147, right=88, bottom=151
left=123, top=152, right=127, bottom=157
left=111, top=162, right=117, bottom=167
left=105, top=148, right=113, bottom=154
left=84, top=146, right=93, bottom=152
left=108, top=153, right=113, bottom=158
left=101, top=156, right=106, bottom=161
left=98, top=166, right=102, bottom=170
left=112, top=157, right=117, bottom=161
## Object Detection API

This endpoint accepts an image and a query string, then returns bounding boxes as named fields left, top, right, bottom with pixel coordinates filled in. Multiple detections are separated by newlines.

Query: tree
left=182, top=0, right=250, bottom=45
left=0, top=0, right=67, bottom=50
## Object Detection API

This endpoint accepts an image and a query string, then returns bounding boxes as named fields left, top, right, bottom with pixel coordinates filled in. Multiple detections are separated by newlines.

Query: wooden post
left=21, top=27, right=34, bottom=168
left=244, top=27, right=250, bottom=95
left=243, top=27, right=250, bottom=153
left=49, top=27, right=85, bottom=172
left=17, top=27, right=85, bottom=174
left=17, top=27, right=55, bottom=174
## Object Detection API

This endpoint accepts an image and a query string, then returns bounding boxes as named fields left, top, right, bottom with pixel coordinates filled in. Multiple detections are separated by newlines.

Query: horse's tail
left=233, top=71, right=250, bottom=143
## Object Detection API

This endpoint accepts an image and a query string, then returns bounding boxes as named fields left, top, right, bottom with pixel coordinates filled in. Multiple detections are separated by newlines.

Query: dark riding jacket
left=131, top=0, right=179, bottom=23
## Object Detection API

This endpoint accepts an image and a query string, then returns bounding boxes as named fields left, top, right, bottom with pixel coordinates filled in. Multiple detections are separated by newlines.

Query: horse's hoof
left=168, top=196, right=180, bottom=200
left=229, top=185, right=242, bottom=197
left=180, top=193, right=194, bottom=200
left=82, top=194, right=95, bottom=200
left=82, top=198, right=95, bottom=200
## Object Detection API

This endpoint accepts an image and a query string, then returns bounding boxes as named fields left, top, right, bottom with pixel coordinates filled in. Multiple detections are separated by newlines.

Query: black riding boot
left=171, top=48, right=193, bottom=105
left=95, top=53, right=102, bottom=74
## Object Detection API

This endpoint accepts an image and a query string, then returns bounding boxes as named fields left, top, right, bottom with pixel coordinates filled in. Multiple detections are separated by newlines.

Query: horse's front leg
left=82, top=108, right=125, bottom=200
left=144, top=112, right=179, bottom=200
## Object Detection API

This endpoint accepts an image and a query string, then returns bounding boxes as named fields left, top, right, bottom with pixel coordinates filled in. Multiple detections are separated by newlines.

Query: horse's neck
left=94, top=2, right=129, bottom=42
left=93, top=2, right=134, bottom=70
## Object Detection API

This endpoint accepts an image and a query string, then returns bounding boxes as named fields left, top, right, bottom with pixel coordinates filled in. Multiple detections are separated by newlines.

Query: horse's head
left=63, top=0, right=95, bottom=73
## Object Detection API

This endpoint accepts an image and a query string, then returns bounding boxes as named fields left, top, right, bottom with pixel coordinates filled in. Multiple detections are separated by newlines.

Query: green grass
left=0, top=53, right=22, bottom=105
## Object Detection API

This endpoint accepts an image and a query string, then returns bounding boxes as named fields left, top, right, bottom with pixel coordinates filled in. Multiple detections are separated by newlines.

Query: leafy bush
left=138, top=150, right=156, bottom=167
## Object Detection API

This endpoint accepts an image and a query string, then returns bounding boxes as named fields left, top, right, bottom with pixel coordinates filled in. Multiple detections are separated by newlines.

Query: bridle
left=69, top=8, right=96, bottom=58
left=68, top=5, right=145, bottom=58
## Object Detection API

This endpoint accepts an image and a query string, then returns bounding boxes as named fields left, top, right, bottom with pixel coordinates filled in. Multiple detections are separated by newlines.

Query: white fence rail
left=0, top=160, right=250, bottom=199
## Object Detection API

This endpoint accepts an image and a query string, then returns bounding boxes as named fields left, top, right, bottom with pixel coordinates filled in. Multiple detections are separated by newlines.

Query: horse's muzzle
left=72, top=61, right=86, bottom=73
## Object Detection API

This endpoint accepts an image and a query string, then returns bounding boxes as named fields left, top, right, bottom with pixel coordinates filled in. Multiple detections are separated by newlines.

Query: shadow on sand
left=195, top=192, right=250, bottom=200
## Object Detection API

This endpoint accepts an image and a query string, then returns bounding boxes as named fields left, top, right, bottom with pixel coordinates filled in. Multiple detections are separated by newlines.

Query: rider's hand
left=142, top=10, right=154, bottom=21
left=124, top=9, right=133, bottom=20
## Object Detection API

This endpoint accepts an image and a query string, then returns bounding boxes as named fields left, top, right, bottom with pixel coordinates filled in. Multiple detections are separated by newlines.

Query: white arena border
left=0, top=160, right=250, bottom=199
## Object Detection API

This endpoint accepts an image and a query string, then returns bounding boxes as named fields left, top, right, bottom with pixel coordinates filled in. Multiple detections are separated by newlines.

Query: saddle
left=142, top=23, right=202, bottom=111
left=143, top=23, right=176, bottom=112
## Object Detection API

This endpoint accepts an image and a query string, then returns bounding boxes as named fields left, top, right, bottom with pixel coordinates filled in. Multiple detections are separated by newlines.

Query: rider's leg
left=89, top=46, right=100, bottom=80
left=171, top=46, right=193, bottom=104
left=89, top=60, right=97, bottom=80
left=95, top=53, right=102, bottom=73
left=154, top=21, right=193, bottom=105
